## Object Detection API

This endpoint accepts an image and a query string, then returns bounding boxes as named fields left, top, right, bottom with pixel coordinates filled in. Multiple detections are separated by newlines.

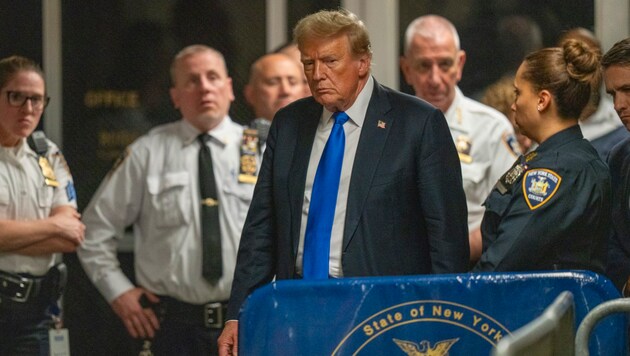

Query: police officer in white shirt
left=244, top=52, right=307, bottom=153
left=400, top=15, right=519, bottom=262
left=78, top=45, right=254, bottom=355
left=0, top=56, right=84, bottom=355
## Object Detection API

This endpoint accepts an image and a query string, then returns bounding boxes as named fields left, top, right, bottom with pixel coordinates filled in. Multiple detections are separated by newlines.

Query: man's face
left=604, top=64, right=630, bottom=131
left=279, top=45, right=312, bottom=97
left=400, top=33, right=465, bottom=113
left=245, top=54, right=305, bottom=121
left=0, top=70, right=45, bottom=147
left=170, top=50, right=234, bottom=131
left=301, top=34, right=370, bottom=112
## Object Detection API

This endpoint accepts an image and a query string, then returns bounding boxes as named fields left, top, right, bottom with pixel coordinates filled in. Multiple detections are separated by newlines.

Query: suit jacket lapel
left=344, top=83, right=393, bottom=250
left=288, top=100, right=322, bottom=255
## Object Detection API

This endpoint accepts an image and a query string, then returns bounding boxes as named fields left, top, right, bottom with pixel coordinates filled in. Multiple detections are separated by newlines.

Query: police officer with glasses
left=0, top=55, right=84, bottom=355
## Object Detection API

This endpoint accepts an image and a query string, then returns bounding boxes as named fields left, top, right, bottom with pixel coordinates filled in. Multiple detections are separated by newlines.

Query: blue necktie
left=303, top=111, right=350, bottom=279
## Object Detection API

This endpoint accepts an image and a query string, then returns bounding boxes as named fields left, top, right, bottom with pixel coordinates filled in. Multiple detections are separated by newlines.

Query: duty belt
left=0, top=264, right=67, bottom=304
left=0, top=271, right=36, bottom=302
left=157, top=296, right=228, bottom=329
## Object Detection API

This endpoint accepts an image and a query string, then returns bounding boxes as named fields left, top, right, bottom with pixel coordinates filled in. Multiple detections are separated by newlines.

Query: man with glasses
left=400, top=15, right=519, bottom=263
left=0, top=55, right=85, bottom=355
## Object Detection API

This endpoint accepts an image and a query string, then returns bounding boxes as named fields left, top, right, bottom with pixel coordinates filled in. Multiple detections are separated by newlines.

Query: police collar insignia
left=525, top=151, right=537, bottom=162
left=523, top=169, right=561, bottom=210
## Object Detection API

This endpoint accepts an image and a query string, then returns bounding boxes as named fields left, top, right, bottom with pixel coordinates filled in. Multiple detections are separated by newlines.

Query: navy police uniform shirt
left=473, top=125, right=611, bottom=273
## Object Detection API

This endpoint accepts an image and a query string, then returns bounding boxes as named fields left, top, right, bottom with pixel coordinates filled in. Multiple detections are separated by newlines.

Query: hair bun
left=562, top=38, right=601, bottom=85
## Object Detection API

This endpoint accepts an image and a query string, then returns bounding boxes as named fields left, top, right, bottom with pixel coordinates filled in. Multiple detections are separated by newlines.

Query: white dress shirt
left=444, top=87, right=518, bottom=232
left=297, top=76, right=374, bottom=277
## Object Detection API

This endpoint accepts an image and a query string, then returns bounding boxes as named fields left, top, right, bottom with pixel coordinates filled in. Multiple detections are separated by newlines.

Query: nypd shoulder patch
left=522, top=169, right=562, bottom=210
left=503, top=132, right=521, bottom=156
left=66, top=181, right=77, bottom=202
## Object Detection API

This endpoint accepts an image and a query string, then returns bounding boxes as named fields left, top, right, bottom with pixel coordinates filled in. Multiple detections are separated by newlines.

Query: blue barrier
left=238, top=271, right=626, bottom=355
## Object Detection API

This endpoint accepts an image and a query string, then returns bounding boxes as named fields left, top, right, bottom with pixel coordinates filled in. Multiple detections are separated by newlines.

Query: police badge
left=493, top=155, right=528, bottom=194
left=456, top=135, right=473, bottom=164
left=238, top=128, right=259, bottom=184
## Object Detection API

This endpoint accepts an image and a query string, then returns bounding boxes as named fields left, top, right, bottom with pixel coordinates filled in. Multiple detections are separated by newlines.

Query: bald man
left=276, top=43, right=312, bottom=97
left=245, top=53, right=306, bottom=123
left=400, top=15, right=519, bottom=263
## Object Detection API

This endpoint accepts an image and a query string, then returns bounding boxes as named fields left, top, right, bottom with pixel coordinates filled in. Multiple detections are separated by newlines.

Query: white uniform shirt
left=444, top=87, right=518, bottom=231
left=579, top=95, right=622, bottom=141
left=0, top=138, right=77, bottom=275
left=78, top=117, right=254, bottom=304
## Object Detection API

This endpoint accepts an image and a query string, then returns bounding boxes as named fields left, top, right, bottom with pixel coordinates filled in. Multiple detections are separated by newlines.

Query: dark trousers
left=144, top=319, right=221, bottom=356
left=0, top=300, right=53, bottom=356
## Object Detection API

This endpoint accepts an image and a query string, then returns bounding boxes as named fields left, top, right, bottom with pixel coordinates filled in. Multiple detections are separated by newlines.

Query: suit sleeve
left=608, top=230, right=630, bottom=291
left=418, top=109, right=469, bottom=273
left=227, top=117, right=279, bottom=320
left=606, top=142, right=630, bottom=291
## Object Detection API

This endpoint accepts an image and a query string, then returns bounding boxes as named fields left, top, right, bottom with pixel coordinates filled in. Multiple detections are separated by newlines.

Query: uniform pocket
left=0, top=184, right=9, bottom=216
left=147, top=172, right=191, bottom=227
left=222, top=178, right=254, bottom=226
left=483, top=189, right=512, bottom=218
left=37, top=186, right=54, bottom=209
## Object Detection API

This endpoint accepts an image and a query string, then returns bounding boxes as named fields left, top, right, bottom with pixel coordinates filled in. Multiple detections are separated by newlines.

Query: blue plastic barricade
left=238, top=271, right=626, bottom=355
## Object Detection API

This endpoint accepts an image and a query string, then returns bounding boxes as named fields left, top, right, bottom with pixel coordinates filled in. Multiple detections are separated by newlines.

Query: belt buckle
left=204, top=302, right=224, bottom=329
left=0, top=274, right=33, bottom=302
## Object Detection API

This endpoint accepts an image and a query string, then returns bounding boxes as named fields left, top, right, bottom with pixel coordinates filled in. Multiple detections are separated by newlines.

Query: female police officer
left=0, top=56, right=84, bottom=354
left=473, top=39, right=610, bottom=273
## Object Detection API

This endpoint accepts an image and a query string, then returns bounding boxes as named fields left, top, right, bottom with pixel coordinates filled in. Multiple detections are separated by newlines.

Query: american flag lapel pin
left=377, top=120, right=386, bottom=129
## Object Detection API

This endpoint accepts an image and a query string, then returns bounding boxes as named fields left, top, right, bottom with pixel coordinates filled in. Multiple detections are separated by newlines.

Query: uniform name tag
left=49, top=328, right=70, bottom=355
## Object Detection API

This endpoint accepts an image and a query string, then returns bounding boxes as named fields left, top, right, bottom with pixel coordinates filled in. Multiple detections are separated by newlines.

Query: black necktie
left=198, top=134, right=222, bottom=283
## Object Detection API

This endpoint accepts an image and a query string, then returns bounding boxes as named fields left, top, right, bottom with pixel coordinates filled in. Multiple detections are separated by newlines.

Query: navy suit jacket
left=227, top=80, right=469, bottom=319
left=606, top=136, right=630, bottom=290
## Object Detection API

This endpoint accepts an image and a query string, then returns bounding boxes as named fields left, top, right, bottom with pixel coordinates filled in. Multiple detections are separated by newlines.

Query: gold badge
left=238, top=129, right=259, bottom=184
left=456, top=135, right=472, bottom=164
left=495, top=157, right=528, bottom=194
left=39, top=156, right=59, bottom=187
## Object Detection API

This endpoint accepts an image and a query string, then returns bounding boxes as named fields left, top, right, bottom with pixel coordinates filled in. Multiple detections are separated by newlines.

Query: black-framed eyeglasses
left=5, top=91, right=50, bottom=111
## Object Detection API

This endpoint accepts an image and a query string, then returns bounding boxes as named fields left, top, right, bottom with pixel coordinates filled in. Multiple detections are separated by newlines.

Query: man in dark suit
left=218, top=9, right=468, bottom=355
left=602, top=38, right=630, bottom=294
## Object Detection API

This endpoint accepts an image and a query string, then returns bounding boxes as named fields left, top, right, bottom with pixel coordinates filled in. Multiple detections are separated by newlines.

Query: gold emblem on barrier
left=393, top=337, right=459, bottom=356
